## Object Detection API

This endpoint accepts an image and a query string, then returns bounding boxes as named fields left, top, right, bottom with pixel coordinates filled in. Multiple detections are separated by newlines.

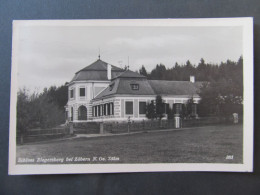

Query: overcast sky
left=15, top=24, right=242, bottom=91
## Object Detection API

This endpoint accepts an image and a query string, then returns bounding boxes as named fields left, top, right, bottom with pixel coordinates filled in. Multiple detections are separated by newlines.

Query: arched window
left=78, top=105, right=87, bottom=120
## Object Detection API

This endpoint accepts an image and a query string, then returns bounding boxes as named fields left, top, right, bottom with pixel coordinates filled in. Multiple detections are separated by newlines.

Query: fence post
left=174, top=116, right=181, bottom=128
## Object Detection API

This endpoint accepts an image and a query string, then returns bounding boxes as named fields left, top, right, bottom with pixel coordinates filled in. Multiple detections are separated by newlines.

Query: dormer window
left=109, top=82, right=115, bottom=91
left=131, top=84, right=139, bottom=90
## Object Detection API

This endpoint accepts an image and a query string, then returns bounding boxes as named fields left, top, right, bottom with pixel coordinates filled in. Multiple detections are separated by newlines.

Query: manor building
left=66, top=58, right=202, bottom=122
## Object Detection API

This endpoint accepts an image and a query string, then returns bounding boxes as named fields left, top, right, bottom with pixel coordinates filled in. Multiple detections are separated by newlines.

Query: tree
left=146, top=100, right=156, bottom=120
left=43, top=85, right=68, bottom=109
left=198, top=79, right=243, bottom=119
left=198, top=58, right=205, bottom=68
left=155, top=95, right=165, bottom=120
left=150, top=64, right=167, bottom=80
left=167, top=107, right=174, bottom=120
left=183, top=97, right=195, bottom=118
left=197, top=58, right=207, bottom=81
left=16, top=84, right=68, bottom=136
left=17, top=88, right=32, bottom=135
left=139, top=65, right=148, bottom=77
left=198, top=81, right=219, bottom=116
left=146, top=96, right=166, bottom=120
left=186, top=60, right=192, bottom=67
left=36, top=92, right=65, bottom=128
left=143, top=56, right=243, bottom=83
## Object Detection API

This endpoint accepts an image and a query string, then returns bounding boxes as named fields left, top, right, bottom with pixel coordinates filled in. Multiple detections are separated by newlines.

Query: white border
left=9, top=18, right=254, bottom=175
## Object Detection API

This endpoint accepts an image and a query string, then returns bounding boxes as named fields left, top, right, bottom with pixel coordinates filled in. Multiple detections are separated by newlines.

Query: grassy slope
left=16, top=124, right=243, bottom=164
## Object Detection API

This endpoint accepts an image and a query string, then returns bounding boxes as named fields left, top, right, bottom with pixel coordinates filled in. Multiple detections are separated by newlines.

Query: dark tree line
left=141, top=56, right=243, bottom=119
left=197, top=57, right=243, bottom=118
left=139, top=57, right=243, bottom=83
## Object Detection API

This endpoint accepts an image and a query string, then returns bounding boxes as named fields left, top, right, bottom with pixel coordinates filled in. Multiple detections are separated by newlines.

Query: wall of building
left=67, top=84, right=201, bottom=122
left=91, top=95, right=200, bottom=122
left=67, top=81, right=110, bottom=122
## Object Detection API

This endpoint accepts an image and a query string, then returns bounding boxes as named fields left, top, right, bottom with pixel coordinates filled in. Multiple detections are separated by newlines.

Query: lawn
left=16, top=124, right=243, bottom=164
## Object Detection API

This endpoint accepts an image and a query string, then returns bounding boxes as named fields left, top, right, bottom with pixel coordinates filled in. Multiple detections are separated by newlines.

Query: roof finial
left=98, top=48, right=100, bottom=60
left=128, top=56, right=130, bottom=70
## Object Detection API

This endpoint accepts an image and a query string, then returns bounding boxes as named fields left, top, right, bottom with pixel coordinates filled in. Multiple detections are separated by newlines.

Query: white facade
left=66, top=79, right=200, bottom=122
left=66, top=81, right=109, bottom=122
left=91, top=95, right=200, bottom=122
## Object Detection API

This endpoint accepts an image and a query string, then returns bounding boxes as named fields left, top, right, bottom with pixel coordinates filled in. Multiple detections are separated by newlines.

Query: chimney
left=107, top=64, right=112, bottom=80
left=190, top=75, right=195, bottom=83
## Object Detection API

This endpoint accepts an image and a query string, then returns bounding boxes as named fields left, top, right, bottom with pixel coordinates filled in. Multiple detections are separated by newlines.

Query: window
left=98, top=105, right=101, bottom=116
left=105, top=102, right=114, bottom=115
left=107, top=103, right=111, bottom=115
left=162, top=103, right=166, bottom=114
left=109, top=82, right=115, bottom=91
left=165, top=103, right=170, bottom=114
left=104, top=104, right=107, bottom=116
left=131, top=84, right=139, bottom=90
left=100, top=105, right=103, bottom=116
left=80, top=88, right=85, bottom=97
left=125, top=101, right=133, bottom=115
left=70, top=89, right=74, bottom=98
left=108, top=103, right=114, bottom=115
left=139, top=102, right=146, bottom=114
left=174, top=103, right=183, bottom=115
left=95, top=106, right=97, bottom=117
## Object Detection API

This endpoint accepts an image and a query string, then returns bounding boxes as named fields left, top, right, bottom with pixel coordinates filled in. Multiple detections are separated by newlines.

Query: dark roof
left=148, top=80, right=203, bottom=96
left=71, top=71, right=123, bottom=82
left=94, top=79, right=203, bottom=100
left=112, top=69, right=146, bottom=80
left=94, top=78, right=155, bottom=99
left=70, top=59, right=124, bottom=82
left=77, top=59, right=123, bottom=72
left=117, top=79, right=155, bottom=95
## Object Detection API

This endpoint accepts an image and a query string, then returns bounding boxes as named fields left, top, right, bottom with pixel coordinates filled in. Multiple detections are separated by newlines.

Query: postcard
left=9, top=18, right=254, bottom=174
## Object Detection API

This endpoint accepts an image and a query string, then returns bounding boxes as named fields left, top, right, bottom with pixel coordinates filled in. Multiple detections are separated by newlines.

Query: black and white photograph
left=9, top=18, right=254, bottom=174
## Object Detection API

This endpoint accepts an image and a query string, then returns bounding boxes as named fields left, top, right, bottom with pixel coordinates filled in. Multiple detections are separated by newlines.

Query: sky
left=15, top=24, right=243, bottom=91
